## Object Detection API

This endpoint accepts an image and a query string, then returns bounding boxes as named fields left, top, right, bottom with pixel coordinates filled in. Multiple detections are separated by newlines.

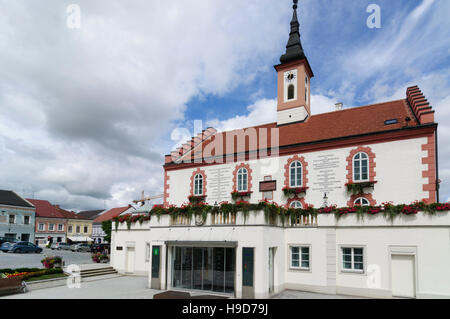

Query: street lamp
left=322, top=193, right=329, bottom=208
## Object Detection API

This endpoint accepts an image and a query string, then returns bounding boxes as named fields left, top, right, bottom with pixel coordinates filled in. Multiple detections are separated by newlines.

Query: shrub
left=22, top=268, right=63, bottom=281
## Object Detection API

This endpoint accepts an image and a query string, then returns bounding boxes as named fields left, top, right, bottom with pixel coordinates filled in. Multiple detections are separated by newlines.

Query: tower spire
left=280, top=0, right=306, bottom=64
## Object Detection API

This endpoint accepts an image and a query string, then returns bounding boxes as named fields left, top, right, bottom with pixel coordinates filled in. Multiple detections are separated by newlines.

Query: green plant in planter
left=231, top=191, right=252, bottom=201
left=41, top=256, right=63, bottom=269
left=282, top=187, right=308, bottom=197
left=188, top=195, right=207, bottom=205
left=346, top=181, right=376, bottom=194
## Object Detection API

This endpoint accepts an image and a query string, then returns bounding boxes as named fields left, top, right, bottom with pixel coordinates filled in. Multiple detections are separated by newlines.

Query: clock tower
left=275, top=0, right=314, bottom=126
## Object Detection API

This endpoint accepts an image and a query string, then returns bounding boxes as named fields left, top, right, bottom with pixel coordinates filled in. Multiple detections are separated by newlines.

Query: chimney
left=335, top=102, right=343, bottom=111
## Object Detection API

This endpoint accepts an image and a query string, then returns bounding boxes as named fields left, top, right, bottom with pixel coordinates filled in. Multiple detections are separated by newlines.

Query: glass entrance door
left=172, top=246, right=235, bottom=294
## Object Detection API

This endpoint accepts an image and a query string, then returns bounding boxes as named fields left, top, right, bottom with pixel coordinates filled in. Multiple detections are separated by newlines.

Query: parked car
left=90, top=243, right=110, bottom=254
left=51, top=242, right=72, bottom=250
left=70, top=243, right=91, bottom=252
left=0, top=237, right=17, bottom=246
left=0, top=241, right=42, bottom=254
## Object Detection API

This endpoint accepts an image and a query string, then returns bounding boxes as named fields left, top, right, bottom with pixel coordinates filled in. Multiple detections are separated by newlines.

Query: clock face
left=285, top=72, right=296, bottom=83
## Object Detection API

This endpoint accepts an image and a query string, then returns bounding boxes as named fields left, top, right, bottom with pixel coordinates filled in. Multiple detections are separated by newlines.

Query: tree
left=101, top=220, right=112, bottom=243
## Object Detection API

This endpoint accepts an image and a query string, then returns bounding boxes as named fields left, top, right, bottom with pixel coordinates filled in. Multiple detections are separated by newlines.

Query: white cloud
left=0, top=0, right=290, bottom=210
left=206, top=93, right=338, bottom=133
left=207, top=98, right=277, bottom=132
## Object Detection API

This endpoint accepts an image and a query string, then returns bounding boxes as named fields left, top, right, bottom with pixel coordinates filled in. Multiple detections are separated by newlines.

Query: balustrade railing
left=211, top=212, right=236, bottom=225
left=289, top=214, right=318, bottom=227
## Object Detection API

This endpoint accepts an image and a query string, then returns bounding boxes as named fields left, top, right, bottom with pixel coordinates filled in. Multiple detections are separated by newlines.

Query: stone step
left=81, top=273, right=122, bottom=282
left=81, top=270, right=118, bottom=278
left=80, top=267, right=114, bottom=274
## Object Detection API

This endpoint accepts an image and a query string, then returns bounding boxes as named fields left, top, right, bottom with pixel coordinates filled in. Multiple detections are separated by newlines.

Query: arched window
left=237, top=168, right=248, bottom=192
left=194, top=174, right=203, bottom=196
left=290, top=161, right=302, bottom=188
left=354, top=197, right=370, bottom=207
left=353, top=152, right=369, bottom=182
left=287, top=84, right=295, bottom=100
left=290, top=201, right=303, bottom=209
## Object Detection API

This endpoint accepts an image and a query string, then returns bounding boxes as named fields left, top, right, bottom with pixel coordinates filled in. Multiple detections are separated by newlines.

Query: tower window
left=287, top=84, right=295, bottom=100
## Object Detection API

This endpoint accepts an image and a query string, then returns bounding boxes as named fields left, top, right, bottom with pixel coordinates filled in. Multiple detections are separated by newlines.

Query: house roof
left=76, top=210, right=104, bottom=220
left=27, top=199, right=65, bottom=218
left=55, top=207, right=78, bottom=219
left=120, top=206, right=137, bottom=216
left=166, top=89, right=435, bottom=166
left=134, top=201, right=155, bottom=214
left=0, top=190, right=34, bottom=208
left=93, top=206, right=130, bottom=223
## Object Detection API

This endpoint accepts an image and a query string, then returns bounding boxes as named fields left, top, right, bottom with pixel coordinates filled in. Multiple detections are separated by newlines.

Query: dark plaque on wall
left=242, top=247, right=254, bottom=287
left=116, top=246, right=123, bottom=251
left=259, top=180, right=277, bottom=192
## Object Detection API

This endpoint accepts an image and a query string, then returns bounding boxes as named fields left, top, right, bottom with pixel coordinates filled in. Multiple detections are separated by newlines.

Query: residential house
left=27, top=199, right=68, bottom=246
left=59, top=209, right=103, bottom=243
left=92, top=206, right=131, bottom=243
left=0, top=190, right=35, bottom=242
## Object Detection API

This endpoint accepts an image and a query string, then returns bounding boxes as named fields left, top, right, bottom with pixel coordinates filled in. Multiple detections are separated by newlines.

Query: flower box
left=231, top=191, right=253, bottom=201
left=188, top=195, right=207, bottom=204
left=282, top=187, right=308, bottom=197
left=345, top=181, right=377, bottom=194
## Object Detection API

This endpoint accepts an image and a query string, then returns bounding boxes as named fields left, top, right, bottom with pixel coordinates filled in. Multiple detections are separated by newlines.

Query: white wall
left=166, top=137, right=428, bottom=208
left=110, top=210, right=450, bottom=299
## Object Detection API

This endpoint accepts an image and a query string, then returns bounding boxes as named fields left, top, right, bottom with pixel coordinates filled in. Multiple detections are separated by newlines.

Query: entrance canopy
left=67, top=236, right=93, bottom=242
left=165, top=241, right=237, bottom=248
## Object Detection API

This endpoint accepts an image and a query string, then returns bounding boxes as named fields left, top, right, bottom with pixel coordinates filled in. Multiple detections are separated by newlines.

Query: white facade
left=110, top=210, right=450, bottom=299
left=92, top=224, right=105, bottom=243
left=166, top=137, right=428, bottom=208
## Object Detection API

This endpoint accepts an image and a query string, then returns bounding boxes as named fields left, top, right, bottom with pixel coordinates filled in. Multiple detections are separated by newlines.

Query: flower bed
left=41, top=256, right=63, bottom=269
left=0, top=268, right=64, bottom=282
left=91, top=252, right=109, bottom=263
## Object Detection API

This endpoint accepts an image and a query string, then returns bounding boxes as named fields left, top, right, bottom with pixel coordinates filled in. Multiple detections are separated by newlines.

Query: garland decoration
left=112, top=201, right=450, bottom=228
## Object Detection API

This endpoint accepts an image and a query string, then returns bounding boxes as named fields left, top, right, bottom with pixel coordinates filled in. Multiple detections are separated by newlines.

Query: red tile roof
left=27, top=199, right=65, bottom=218
left=168, top=98, right=422, bottom=163
left=93, top=206, right=130, bottom=223
left=56, top=207, right=78, bottom=219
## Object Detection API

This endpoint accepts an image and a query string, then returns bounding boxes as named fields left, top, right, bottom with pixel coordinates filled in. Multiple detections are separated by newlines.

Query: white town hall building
left=111, top=1, right=449, bottom=299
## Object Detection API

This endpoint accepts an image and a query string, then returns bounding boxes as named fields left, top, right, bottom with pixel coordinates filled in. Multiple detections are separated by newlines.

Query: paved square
left=0, top=248, right=94, bottom=269
left=1, top=275, right=364, bottom=299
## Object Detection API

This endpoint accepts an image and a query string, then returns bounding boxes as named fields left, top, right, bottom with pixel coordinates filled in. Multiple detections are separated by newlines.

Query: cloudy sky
left=0, top=0, right=449, bottom=211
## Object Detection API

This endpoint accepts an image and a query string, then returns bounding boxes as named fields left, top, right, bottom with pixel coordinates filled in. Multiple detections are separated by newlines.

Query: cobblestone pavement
left=0, top=248, right=94, bottom=269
